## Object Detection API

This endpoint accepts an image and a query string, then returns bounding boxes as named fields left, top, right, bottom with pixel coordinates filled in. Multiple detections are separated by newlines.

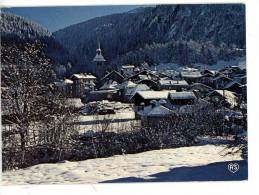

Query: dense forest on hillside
left=53, top=4, right=246, bottom=73
left=1, top=12, right=72, bottom=76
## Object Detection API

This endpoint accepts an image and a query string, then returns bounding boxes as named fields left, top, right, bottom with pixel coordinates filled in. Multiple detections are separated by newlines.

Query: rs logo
left=228, top=163, right=239, bottom=173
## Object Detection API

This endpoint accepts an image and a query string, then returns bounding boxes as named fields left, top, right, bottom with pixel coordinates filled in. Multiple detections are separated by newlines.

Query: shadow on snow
left=101, top=160, right=248, bottom=183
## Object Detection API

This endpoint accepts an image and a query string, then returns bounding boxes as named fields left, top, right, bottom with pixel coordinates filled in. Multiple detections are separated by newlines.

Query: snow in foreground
left=2, top=145, right=247, bottom=185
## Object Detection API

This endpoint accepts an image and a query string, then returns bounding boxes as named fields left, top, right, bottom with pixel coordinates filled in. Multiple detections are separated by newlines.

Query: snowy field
left=2, top=144, right=247, bottom=185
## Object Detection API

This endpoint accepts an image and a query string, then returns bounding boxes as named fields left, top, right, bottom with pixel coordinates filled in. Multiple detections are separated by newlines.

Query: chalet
left=137, top=79, right=158, bottom=90
left=70, top=73, right=96, bottom=98
left=100, top=70, right=124, bottom=87
left=218, top=66, right=246, bottom=80
left=121, top=65, right=135, bottom=77
left=199, top=73, right=215, bottom=86
left=158, top=80, right=189, bottom=91
left=180, top=68, right=202, bottom=83
left=86, top=89, right=120, bottom=102
left=157, top=72, right=175, bottom=80
left=169, top=91, right=197, bottom=105
left=99, top=80, right=118, bottom=90
left=201, top=69, right=216, bottom=76
left=206, top=90, right=238, bottom=108
left=54, top=79, right=74, bottom=97
left=124, top=84, right=150, bottom=102
left=117, top=80, right=137, bottom=90
left=128, top=70, right=160, bottom=83
left=137, top=101, right=175, bottom=118
left=229, top=66, right=245, bottom=77
left=224, top=81, right=242, bottom=94
left=235, top=75, right=246, bottom=85
left=132, top=90, right=174, bottom=106
left=212, top=75, right=233, bottom=89
left=188, top=83, right=214, bottom=98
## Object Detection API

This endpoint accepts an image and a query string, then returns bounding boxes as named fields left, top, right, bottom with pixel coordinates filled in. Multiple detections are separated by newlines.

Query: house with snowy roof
left=224, top=81, right=242, bottom=94
left=180, top=69, right=202, bottom=83
left=169, top=91, right=197, bottom=105
left=132, top=90, right=175, bottom=106
left=123, top=84, right=150, bottom=102
left=117, top=80, right=137, bottom=90
left=158, top=79, right=189, bottom=91
left=100, top=70, right=124, bottom=87
left=53, top=78, right=74, bottom=97
left=206, top=90, right=238, bottom=108
left=188, top=83, right=214, bottom=98
left=136, top=100, right=175, bottom=119
left=121, top=64, right=135, bottom=77
left=86, top=89, right=120, bottom=102
left=99, top=80, right=118, bottom=90
left=219, top=66, right=245, bottom=78
left=212, top=75, right=233, bottom=89
left=70, top=73, right=96, bottom=97
left=128, top=70, right=160, bottom=83
left=236, top=75, right=246, bottom=85
left=199, top=72, right=215, bottom=86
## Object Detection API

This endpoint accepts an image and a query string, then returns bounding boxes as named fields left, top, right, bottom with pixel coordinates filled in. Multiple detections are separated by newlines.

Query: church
left=93, top=41, right=107, bottom=77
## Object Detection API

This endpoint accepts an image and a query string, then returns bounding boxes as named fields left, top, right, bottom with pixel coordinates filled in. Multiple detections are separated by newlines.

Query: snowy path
left=2, top=145, right=247, bottom=185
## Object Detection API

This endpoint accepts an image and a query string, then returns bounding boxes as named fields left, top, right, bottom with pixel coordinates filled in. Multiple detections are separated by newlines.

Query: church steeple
left=93, top=39, right=106, bottom=65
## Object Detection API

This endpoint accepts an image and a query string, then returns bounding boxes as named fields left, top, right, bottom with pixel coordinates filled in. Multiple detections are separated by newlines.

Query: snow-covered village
left=1, top=4, right=248, bottom=185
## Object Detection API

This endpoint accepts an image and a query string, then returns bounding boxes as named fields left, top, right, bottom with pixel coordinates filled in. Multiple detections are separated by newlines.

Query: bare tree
left=2, top=41, right=79, bottom=169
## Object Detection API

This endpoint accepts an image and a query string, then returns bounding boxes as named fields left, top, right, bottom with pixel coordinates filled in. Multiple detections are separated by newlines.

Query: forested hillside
left=1, top=12, right=72, bottom=75
left=53, top=4, right=246, bottom=73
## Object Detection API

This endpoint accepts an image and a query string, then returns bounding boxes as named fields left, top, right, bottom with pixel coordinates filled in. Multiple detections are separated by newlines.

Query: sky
left=2, top=5, right=150, bottom=32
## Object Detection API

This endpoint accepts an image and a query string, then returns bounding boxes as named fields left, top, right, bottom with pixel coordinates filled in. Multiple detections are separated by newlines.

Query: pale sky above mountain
left=2, top=5, right=153, bottom=32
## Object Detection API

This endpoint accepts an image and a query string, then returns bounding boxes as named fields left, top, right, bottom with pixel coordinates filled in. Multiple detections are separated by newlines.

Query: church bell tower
left=93, top=40, right=106, bottom=67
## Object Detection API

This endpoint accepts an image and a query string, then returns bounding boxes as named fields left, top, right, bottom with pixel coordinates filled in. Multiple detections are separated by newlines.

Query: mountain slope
left=53, top=4, right=246, bottom=73
left=1, top=12, right=71, bottom=72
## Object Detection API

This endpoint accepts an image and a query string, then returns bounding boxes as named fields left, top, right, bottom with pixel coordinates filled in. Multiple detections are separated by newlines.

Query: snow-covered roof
left=64, top=79, right=73, bottom=84
left=138, top=75, right=150, bottom=80
left=117, top=80, right=136, bottom=89
left=100, top=80, right=118, bottom=90
left=224, top=81, right=242, bottom=89
left=138, top=104, right=174, bottom=117
left=72, top=73, right=96, bottom=79
left=207, top=90, right=238, bottom=107
left=159, top=80, right=188, bottom=86
left=202, top=69, right=216, bottom=75
left=201, top=73, right=215, bottom=77
left=90, top=89, right=118, bottom=94
left=212, top=75, right=233, bottom=82
left=136, top=90, right=175, bottom=100
left=169, top=91, right=197, bottom=100
left=125, top=84, right=150, bottom=96
left=181, top=70, right=202, bottom=78
left=210, top=90, right=236, bottom=97
left=101, top=70, right=124, bottom=81
left=190, top=83, right=213, bottom=90
left=122, top=65, right=135, bottom=69
left=128, top=70, right=160, bottom=80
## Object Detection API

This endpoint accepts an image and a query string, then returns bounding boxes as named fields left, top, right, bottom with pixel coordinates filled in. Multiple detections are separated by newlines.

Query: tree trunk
left=20, top=132, right=26, bottom=165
